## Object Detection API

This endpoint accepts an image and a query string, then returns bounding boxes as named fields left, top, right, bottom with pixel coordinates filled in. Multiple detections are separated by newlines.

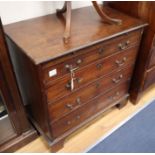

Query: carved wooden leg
left=92, top=1, right=122, bottom=25
left=50, top=139, right=65, bottom=152
left=116, top=98, right=128, bottom=109
left=56, top=1, right=71, bottom=43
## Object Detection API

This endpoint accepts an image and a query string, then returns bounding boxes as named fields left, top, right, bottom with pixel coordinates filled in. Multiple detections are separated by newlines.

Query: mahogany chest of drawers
left=4, top=6, right=147, bottom=151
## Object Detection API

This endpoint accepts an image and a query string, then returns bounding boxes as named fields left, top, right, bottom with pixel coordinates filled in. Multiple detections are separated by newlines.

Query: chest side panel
left=6, top=37, right=52, bottom=139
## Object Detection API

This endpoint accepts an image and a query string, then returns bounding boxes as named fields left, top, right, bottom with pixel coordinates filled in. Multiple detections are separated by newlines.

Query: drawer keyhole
left=96, top=63, right=103, bottom=69
left=98, top=47, right=104, bottom=55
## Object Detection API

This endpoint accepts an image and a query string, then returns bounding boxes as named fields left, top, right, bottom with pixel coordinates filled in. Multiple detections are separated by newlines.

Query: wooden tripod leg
left=56, top=2, right=67, bottom=14
left=92, top=1, right=122, bottom=25
left=63, top=2, right=71, bottom=43
left=56, top=1, right=71, bottom=43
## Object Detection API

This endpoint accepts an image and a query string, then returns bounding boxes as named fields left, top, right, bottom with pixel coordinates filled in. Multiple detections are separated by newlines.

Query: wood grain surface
left=4, top=6, right=146, bottom=64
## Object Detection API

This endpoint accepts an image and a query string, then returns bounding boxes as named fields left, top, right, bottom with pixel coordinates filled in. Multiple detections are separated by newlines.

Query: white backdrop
left=0, top=1, right=102, bottom=25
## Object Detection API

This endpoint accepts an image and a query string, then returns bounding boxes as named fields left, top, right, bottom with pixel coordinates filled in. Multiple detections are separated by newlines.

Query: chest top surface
left=4, top=6, right=146, bottom=65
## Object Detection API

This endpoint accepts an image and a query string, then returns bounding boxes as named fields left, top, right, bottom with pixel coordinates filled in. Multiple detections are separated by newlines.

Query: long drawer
left=42, top=30, right=142, bottom=84
left=50, top=82, right=129, bottom=138
left=48, top=65, right=133, bottom=122
left=45, top=46, right=138, bottom=103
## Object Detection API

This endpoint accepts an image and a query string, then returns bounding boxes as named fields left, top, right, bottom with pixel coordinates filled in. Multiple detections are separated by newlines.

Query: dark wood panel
left=42, top=29, right=141, bottom=69
left=46, top=46, right=138, bottom=103
left=6, top=37, right=51, bottom=140
left=48, top=65, right=133, bottom=122
left=104, top=2, right=140, bottom=18
left=4, top=6, right=146, bottom=64
left=4, top=5, right=146, bottom=151
left=42, top=30, right=141, bottom=82
left=50, top=82, right=129, bottom=138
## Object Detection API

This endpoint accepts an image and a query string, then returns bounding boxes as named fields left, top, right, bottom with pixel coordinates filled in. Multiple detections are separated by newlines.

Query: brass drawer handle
left=66, top=115, right=80, bottom=125
left=98, top=47, right=104, bottom=55
left=115, top=57, right=127, bottom=67
left=118, top=40, right=130, bottom=50
left=110, top=91, right=120, bottom=100
left=65, top=78, right=83, bottom=90
left=96, top=63, right=103, bottom=69
left=65, top=59, right=82, bottom=70
left=65, top=64, right=79, bottom=71
left=112, top=74, right=123, bottom=84
left=118, top=43, right=125, bottom=50
left=66, top=104, right=73, bottom=110
left=126, top=40, right=130, bottom=45
left=65, top=97, right=81, bottom=110
left=65, top=64, right=71, bottom=70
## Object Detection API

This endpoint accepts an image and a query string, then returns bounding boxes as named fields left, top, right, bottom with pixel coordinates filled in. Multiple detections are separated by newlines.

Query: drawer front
left=50, top=82, right=129, bottom=138
left=46, top=46, right=138, bottom=103
left=48, top=65, right=133, bottom=122
left=42, top=30, right=142, bottom=84
left=143, top=66, right=155, bottom=90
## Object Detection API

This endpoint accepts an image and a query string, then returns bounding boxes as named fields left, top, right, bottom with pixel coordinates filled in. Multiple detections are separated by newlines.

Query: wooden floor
left=16, top=86, right=155, bottom=153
